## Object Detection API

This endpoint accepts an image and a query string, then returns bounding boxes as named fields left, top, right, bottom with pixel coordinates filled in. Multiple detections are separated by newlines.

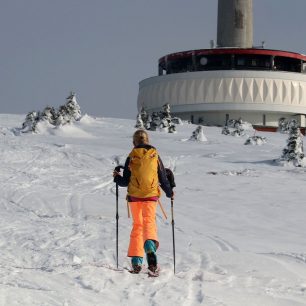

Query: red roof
left=158, top=48, right=306, bottom=64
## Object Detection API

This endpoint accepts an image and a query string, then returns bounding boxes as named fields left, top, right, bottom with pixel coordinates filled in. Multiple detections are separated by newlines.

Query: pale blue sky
left=1, top=0, right=306, bottom=119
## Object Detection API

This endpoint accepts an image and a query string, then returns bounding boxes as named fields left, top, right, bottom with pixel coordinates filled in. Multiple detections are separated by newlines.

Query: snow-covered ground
left=1, top=114, right=306, bottom=306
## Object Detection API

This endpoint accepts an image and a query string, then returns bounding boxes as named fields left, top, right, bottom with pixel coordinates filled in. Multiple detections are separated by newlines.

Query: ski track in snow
left=207, top=236, right=240, bottom=253
left=1, top=115, right=306, bottom=305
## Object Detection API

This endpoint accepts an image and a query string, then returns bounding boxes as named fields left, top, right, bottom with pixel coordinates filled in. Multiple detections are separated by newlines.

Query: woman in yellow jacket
left=113, top=130, right=173, bottom=274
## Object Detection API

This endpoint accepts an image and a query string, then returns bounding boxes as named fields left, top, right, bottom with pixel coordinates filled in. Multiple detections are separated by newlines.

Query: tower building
left=137, top=0, right=306, bottom=130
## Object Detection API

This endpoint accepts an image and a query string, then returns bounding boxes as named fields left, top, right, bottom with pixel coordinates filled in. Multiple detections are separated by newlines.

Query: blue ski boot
left=144, top=240, right=159, bottom=276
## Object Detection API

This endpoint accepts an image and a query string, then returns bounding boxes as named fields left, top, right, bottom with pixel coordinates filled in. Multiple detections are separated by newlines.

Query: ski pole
left=114, top=165, right=124, bottom=269
left=165, top=168, right=176, bottom=274
left=116, top=182, right=119, bottom=269
left=171, top=198, right=176, bottom=274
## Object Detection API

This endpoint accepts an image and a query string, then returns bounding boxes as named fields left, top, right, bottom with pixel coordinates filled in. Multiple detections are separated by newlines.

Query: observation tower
left=137, top=0, right=306, bottom=129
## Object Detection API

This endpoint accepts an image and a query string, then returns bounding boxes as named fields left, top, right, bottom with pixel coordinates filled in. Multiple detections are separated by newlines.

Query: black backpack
left=165, top=168, right=176, bottom=188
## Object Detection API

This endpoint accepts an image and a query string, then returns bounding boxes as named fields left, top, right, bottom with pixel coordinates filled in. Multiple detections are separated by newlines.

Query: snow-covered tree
left=139, top=107, right=150, bottom=129
left=137, top=104, right=181, bottom=133
left=160, top=103, right=171, bottom=120
left=149, top=112, right=161, bottom=131
left=221, top=126, right=231, bottom=135
left=280, top=120, right=305, bottom=166
left=278, top=117, right=290, bottom=133
left=54, top=92, right=82, bottom=126
left=158, top=103, right=177, bottom=133
left=231, top=127, right=245, bottom=137
left=135, top=114, right=144, bottom=129
left=136, top=107, right=152, bottom=129
left=22, top=111, right=39, bottom=132
left=21, top=92, right=83, bottom=133
left=145, top=114, right=152, bottom=130
left=189, top=126, right=207, bottom=141
left=229, top=118, right=245, bottom=136
left=222, top=118, right=253, bottom=137
left=40, top=106, right=57, bottom=125
left=65, top=92, right=82, bottom=121
left=55, top=105, right=71, bottom=126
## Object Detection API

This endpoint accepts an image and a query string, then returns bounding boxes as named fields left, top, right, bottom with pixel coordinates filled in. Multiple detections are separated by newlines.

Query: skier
left=113, top=129, right=173, bottom=275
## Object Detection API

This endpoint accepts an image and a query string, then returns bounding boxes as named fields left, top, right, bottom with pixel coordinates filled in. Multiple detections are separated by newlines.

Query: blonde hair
left=133, top=129, right=149, bottom=146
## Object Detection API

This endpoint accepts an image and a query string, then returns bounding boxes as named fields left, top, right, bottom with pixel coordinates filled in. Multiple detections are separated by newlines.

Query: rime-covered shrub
left=135, top=107, right=151, bottom=130
left=189, top=126, right=207, bottom=142
left=231, top=128, right=245, bottom=137
left=280, top=120, right=305, bottom=167
left=221, top=126, right=231, bottom=135
left=244, top=135, right=267, bottom=145
left=136, top=104, right=180, bottom=133
left=140, top=107, right=150, bottom=129
left=149, top=112, right=161, bottom=131
left=278, top=117, right=290, bottom=134
left=222, top=118, right=253, bottom=137
left=135, top=113, right=144, bottom=129
left=158, top=103, right=176, bottom=133
left=228, top=118, right=245, bottom=136
left=40, top=106, right=57, bottom=125
left=21, top=92, right=82, bottom=133
left=65, top=92, right=81, bottom=121
left=22, top=111, right=39, bottom=132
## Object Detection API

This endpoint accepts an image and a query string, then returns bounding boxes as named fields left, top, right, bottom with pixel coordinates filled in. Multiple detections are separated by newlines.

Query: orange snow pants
left=127, top=201, right=159, bottom=257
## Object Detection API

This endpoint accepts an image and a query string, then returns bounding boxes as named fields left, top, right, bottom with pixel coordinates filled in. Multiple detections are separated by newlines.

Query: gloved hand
left=113, top=165, right=124, bottom=182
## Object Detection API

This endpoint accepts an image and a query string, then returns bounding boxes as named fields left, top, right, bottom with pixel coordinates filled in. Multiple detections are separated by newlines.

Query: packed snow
left=0, top=114, right=306, bottom=306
